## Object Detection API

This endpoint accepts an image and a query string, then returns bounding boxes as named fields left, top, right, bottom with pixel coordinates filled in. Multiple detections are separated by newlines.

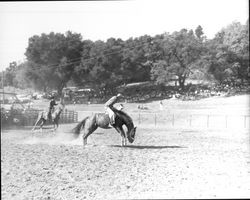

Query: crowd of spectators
left=121, top=82, right=250, bottom=103
left=179, top=82, right=250, bottom=101
left=26, top=81, right=250, bottom=105
left=58, top=81, right=250, bottom=104
left=1, top=81, right=249, bottom=128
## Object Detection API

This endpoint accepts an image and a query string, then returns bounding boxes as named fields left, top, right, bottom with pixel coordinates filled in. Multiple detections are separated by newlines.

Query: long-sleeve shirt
left=49, top=100, right=57, bottom=110
left=104, top=96, right=119, bottom=108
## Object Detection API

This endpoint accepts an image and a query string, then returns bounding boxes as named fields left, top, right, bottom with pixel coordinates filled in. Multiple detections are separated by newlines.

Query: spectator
left=159, top=101, right=163, bottom=111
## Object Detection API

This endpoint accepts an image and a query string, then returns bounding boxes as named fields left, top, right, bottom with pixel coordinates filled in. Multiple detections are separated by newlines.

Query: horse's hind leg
left=83, top=126, right=98, bottom=147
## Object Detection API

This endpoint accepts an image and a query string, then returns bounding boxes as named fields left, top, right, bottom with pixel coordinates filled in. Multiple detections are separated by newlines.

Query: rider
left=48, top=96, right=57, bottom=121
left=104, top=93, right=123, bottom=125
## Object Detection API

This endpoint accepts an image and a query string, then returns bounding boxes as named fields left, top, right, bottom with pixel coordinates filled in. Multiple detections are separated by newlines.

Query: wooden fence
left=132, top=113, right=250, bottom=129
left=60, top=110, right=78, bottom=124
left=1, top=109, right=78, bottom=127
left=77, top=111, right=250, bottom=130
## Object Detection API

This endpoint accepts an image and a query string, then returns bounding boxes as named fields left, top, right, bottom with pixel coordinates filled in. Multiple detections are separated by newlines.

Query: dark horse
left=72, top=107, right=137, bottom=147
left=32, top=103, right=65, bottom=132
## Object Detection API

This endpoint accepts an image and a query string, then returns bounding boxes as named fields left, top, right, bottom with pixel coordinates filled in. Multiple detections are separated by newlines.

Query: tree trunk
left=43, top=85, right=47, bottom=93
left=57, top=83, right=65, bottom=99
left=178, top=76, right=186, bottom=91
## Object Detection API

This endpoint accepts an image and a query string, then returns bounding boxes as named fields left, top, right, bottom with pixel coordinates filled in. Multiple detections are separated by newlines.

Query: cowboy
left=47, top=96, right=57, bottom=121
left=104, top=93, right=123, bottom=125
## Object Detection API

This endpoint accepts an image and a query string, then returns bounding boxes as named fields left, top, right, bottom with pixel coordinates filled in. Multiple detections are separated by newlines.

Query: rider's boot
left=109, top=115, right=115, bottom=127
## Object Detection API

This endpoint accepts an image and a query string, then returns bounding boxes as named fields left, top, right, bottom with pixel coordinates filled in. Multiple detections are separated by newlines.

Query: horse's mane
left=52, top=103, right=64, bottom=115
left=112, top=107, right=133, bottom=125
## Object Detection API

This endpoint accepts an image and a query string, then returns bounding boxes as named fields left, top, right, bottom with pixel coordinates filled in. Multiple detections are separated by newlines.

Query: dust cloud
left=20, top=130, right=83, bottom=146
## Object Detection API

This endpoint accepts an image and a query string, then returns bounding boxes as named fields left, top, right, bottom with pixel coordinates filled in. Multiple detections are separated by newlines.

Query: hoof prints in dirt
left=1, top=128, right=250, bottom=199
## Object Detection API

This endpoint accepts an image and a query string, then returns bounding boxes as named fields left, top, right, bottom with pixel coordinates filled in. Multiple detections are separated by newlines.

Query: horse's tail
left=72, top=117, right=88, bottom=138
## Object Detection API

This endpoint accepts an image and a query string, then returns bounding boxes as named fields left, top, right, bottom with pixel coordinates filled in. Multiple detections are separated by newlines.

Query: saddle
left=95, top=113, right=114, bottom=128
left=43, top=107, right=54, bottom=121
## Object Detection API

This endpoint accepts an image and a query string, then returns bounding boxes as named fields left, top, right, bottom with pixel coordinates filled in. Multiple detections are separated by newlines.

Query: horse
left=72, top=107, right=137, bottom=147
left=32, top=103, right=65, bottom=132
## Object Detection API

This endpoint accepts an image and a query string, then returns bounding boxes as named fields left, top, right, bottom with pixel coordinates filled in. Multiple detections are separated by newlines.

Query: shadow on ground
left=109, top=145, right=186, bottom=149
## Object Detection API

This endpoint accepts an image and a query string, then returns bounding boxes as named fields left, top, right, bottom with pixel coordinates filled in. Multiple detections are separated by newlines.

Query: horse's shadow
left=109, top=145, right=186, bottom=149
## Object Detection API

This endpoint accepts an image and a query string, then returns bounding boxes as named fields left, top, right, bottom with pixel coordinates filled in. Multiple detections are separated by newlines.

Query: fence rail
left=1, top=109, right=78, bottom=127
left=77, top=111, right=250, bottom=130
left=133, top=113, right=250, bottom=129
left=3, top=108, right=247, bottom=130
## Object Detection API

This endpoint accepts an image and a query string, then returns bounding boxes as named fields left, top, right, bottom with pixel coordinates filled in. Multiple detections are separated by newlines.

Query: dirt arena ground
left=1, top=124, right=250, bottom=199
left=1, top=95, right=250, bottom=199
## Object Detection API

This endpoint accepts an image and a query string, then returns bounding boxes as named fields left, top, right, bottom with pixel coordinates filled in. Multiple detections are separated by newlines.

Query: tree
left=4, top=62, right=18, bottom=87
left=150, top=27, right=206, bottom=90
left=76, top=39, right=108, bottom=89
left=25, top=31, right=83, bottom=95
left=223, top=21, right=249, bottom=83
left=121, top=35, right=152, bottom=84
left=14, top=62, right=35, bottom=89
left=76, top=36, right=152, bottom=95
left=195, top=25, right=204, bottom=39
left=206, top=21, right=249, bottom=84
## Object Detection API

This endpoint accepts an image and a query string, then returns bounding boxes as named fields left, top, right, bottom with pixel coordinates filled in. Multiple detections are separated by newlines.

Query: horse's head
left=58, top=103, right=65, bottom=111
left=115, top=109, right=136, bottom=143
left=128, top=126, right=137, bottom=143
left=53, top=103, right=65, bottom=117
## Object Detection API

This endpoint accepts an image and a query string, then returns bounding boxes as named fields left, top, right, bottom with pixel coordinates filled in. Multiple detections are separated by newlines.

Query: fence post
left=75, top=112, right=78, bottom=122
left=207, top=115, right=209, bottom=128
left=244, top=115, right=246, bottom=128
left=225, top=115, right=228, bottom=128
left=138, top=113, right=141, bottom=124
left=64, top=111, right=66, bottom=123
left=172, top=114, right=174, bottom=127
left=154, top=114, right=157, bottom=127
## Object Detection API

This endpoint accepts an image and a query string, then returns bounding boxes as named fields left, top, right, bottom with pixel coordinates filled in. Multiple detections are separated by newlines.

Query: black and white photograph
left=1, top=0, right=249, bottom=199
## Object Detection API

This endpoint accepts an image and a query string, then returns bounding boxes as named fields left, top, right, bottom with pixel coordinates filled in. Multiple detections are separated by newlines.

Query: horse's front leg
left=123, top=134, right=127, bottom=146
left=120, top=128, right=127, bottom=146
left=115, top=127, right=126, bottom=147
left=122, top=136, right=126, bottom=146
left=32, top=117, right=40, bottom=137
left=52, top=123, right=56, bottom=134
left=40, top=119, right=45, bottom=133
left=32, top=117, right=41, bottom=131
left=121, top=134, right=126, bottom=146
left=53, top=121, right=57, bottom=132
left=55, top=123, right=59, bottom=131
left=124, top=136, right=127, bottom=146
